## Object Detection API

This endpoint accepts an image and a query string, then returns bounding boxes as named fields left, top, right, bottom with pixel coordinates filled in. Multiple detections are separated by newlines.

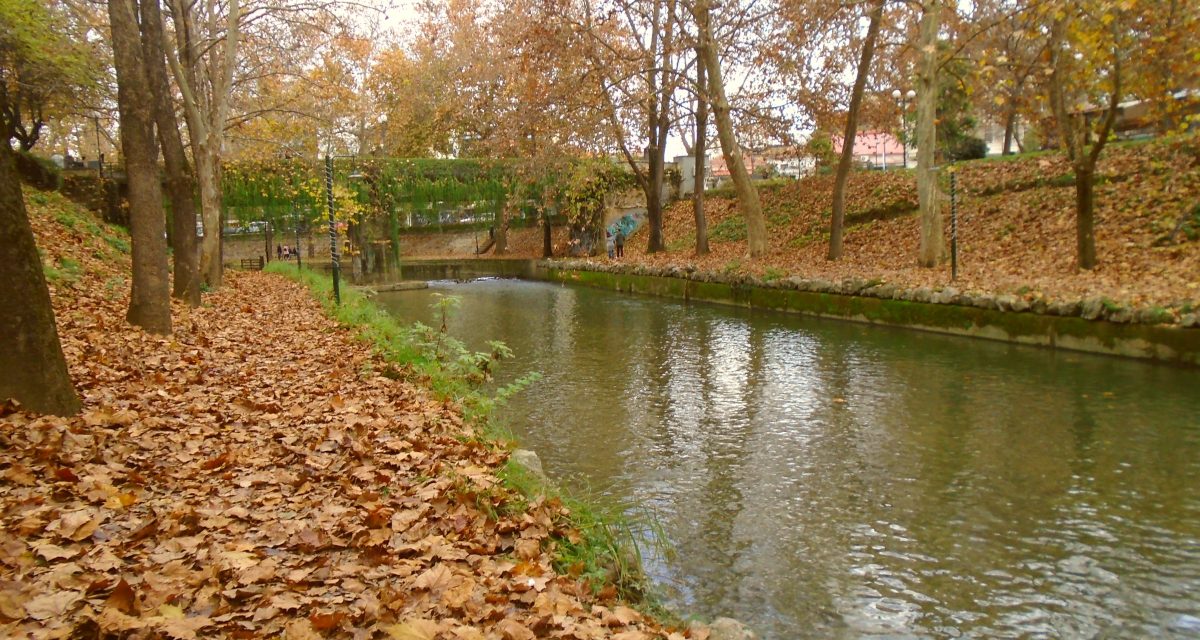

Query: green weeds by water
left=266, top=262, right=673, bottom=620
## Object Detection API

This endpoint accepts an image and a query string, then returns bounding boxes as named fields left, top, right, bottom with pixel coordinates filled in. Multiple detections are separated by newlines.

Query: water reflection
left=376, top=279, right=1200, bottom=639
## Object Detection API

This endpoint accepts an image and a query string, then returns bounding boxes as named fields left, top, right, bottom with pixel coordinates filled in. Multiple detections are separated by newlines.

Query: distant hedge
left=16, top=151, right=62, bottom=190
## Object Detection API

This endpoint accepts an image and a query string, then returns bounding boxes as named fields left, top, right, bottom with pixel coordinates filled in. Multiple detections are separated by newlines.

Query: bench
left=239, top=257, right=265, bottom=271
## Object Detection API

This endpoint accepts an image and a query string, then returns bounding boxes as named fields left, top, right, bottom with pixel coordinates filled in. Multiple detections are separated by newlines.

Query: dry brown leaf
left=449, top=625, right=486, bottom=640
left=33, top=542, right=81, bottom=561
left=412, top=563, right=455, bottom=594
left=271, top=592, right=305, bottom=611
left=611, top=605, right=643, bottom=625
left=24, top=590, right=82, bottom=620
left=283, top=618, right=323, bottom=640
left=496, top=618, right=536, bottom=640
left=105, top=578, right=138, bottom=614
left=385, top=618, right=443, bottom=640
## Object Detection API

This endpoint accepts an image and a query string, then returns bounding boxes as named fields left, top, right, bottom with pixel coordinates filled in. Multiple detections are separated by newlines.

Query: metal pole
left=294, top=206, right=302, bottom=270
left=94, top=117, right=103, bottom=178
left=950, top=168, right=958, bottom=281
left=901, top=96, right=908, bottom=168
left=324, top=154, right=340, bottom=304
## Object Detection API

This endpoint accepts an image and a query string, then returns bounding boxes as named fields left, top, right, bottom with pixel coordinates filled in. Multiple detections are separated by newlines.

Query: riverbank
left=623, top=135, right=1199, bottom=320
left=535, top=260, right=1199, bottom=365
left=1, top=189, right=689, bottom=637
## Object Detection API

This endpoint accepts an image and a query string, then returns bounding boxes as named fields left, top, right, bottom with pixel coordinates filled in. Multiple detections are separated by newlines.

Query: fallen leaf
left=385, top=618, right=442, bottom=640
left=284, top=619, right=323, bottom=640
left=33, top=542, right=81, bottom=561
left=105, top=578, right=138, bottom=614
left=201, top=451, right=231, bottom=470
left=25, top=590, right=82, bottom=620
left=496, top=618, right=535, bottom=640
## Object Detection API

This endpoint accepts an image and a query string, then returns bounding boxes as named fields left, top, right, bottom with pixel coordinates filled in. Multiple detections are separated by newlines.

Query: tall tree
left=0, top=0, right=82, bottom=415
left=692, top=40, right=709, bottom=256
left=915, top=0, right=943, bottom=268
left=142, top=0, right=200, bottom=306
left=0, top=0, right=99, bottom=152
left=1045, top=1, right=1124, bottom=271
left=694, top=0, right=766, bottom=257
left=166, top=0, right=240, bottom=288
left=109, top=0, right=172, bottom=334
left=0, top=146, right=80, bottom=415
left=828, top=0, right=885, bottom=261
left=575, top=0, right=682, bottom=254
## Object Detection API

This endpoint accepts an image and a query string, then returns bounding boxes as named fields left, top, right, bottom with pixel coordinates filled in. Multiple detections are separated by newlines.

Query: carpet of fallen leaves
left=623, top=136, right=1200, bottom=309
left=2, top=191, right=681, bottom=639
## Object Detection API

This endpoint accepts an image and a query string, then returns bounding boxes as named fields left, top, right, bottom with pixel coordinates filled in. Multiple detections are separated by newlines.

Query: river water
left=376, top=278, right=1200, bottom=639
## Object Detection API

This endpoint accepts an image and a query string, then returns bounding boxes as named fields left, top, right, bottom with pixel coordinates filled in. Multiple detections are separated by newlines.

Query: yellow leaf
left=385, top=618, right=442, bottom=640
left=159, top=603, right=185, bottom=619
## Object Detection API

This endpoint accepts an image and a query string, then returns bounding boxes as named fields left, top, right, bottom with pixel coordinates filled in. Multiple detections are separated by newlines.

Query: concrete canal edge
left=392, top=258, right=1199, bottom=366
left=534, top=263, right=1199, bottom=367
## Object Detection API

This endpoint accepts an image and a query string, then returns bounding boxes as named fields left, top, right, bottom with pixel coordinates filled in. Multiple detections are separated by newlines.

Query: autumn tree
left=0, top=0, right=99, bottom=152
left=574, top=0, right=684, bottom=254
left=110, top=0, right=172, bottom=333
left=1043, top=0, right=1128, bottom=270
left=972, top=0, right=1050, bottom=154
left=692, top=37, right=709, bottom=256
left=915, top=0, right=944, bottom=268
left=692, top=0, right=767, bottom=257
left=166, top=0, right=240, bottom=288
left=0, top=0, right=82, bottom=415
left=143, top=0, right=200, bottom=306
left=827, top=0, right=885, bottom=261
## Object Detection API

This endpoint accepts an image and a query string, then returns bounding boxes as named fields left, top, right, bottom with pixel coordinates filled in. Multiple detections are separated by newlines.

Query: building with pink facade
left=832, top=131, right=908, bottom=169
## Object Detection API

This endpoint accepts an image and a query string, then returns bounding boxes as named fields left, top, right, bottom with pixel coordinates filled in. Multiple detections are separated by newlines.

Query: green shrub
left=708, top=216, right=746, bottom=242
left=15, top=151, right=62, bottom=190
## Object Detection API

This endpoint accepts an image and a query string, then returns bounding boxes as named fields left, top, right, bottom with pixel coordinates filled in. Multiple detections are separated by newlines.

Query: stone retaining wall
left=534, top=260, right=1200, bottom=366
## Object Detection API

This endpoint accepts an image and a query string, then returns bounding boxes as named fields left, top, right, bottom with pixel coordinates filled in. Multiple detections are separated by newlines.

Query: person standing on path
left=614, top=229, right=625, bottom=258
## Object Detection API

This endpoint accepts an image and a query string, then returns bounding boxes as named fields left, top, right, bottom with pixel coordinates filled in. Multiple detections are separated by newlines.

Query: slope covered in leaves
left=2, top=190, right=680, bottom=639
left=628, top=135, right=1200, bottom=310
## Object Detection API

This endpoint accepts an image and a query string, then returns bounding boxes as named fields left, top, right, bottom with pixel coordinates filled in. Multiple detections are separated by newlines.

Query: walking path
left=2, top=218, right=676, bottom=639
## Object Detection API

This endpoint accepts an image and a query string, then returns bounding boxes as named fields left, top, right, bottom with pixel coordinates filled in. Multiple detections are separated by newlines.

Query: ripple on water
left=376, top=280, right=1200, bottom=639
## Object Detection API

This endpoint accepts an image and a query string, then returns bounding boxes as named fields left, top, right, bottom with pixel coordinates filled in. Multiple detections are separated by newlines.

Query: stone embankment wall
left=534, top=260, right=1200, bottom=366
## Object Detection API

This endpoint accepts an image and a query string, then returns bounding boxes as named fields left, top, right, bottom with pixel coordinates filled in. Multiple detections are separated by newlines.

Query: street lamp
left=323, top=153, right=361, bottom=305
left=892, top=88, right=916, bottom=168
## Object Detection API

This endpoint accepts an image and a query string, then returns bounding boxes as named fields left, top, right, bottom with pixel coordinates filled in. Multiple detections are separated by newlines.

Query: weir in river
left=377, top=277, right=1200, bottom=639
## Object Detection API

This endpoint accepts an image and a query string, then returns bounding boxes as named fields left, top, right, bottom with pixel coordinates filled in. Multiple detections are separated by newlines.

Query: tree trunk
left=693, top=45, right=709, bottom=256
left=494, top=199, right=510, bottom=255
left=695, top=0, right=766, bottom=257
left=643, top=0, right=671, bottom=254
left=1074, top=163, right=1096, bottom=269
left=542, top=208, right=552, bottom=258
left=141, top=0, right=200, bottom=306
left=0, top=145, right=80, bottom=415
left=109, top=0, right=172, bottom=334
left=1048, top=14, right=1118, bottom=272
left=1002, top=107, right=1017, bottom=155
left=196, top=150, right=223, bottom=287
left=388, top=208, right=400, bottom=269
left=916, top=0, right=944, bottom=268
left=828, top=0, right=884, bottom=261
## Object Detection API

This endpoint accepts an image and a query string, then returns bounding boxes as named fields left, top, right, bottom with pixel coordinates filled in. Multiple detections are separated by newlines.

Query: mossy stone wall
left=536, top=265, right=1200, bottom=366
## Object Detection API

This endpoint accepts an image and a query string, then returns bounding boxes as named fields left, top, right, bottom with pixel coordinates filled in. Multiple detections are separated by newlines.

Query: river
left=375, top=278, right=1200, bottom=639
